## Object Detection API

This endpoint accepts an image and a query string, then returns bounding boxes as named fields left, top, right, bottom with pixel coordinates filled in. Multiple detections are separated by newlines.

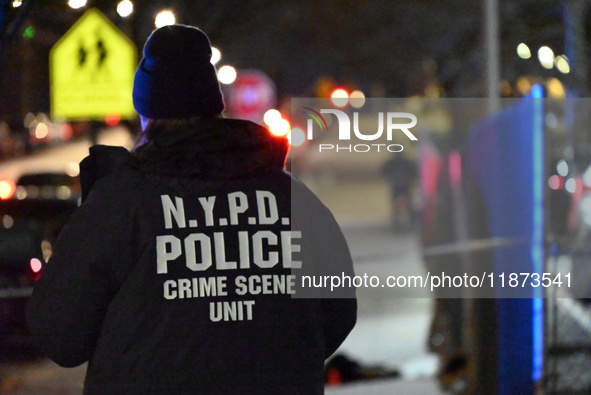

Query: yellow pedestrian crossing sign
left=50, top=8, right=137, bottom=121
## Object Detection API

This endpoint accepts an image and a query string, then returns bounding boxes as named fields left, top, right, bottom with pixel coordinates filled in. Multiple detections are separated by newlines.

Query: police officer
left=27, top=24, right=356, bottom=394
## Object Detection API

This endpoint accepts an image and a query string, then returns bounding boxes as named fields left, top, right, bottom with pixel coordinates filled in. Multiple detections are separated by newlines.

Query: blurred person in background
left=381, top=152, right=418, bottom=230
left=27, top=24, right=356, bottom=394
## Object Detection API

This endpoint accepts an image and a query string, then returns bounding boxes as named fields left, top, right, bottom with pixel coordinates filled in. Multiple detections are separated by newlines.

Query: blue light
left=530, top=84, right=544, bottom=99
left=530, top=83, right=544, bottom=382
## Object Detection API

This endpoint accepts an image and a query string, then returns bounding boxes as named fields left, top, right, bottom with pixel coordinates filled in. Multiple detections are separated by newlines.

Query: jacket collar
left=133, top=118, right=289, bottom=179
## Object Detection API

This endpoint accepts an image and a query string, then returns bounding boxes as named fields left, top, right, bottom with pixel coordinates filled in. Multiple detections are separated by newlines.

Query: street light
left=263, top=109, right=282, bottom=127
left=330, top=88, right=349, bottom=108
left=210, top=47, right=221, bottom=65
left=117, top=0, right=133, bottom=18
left=349, top=90, right=366, bottom=108
left=516, top=43, right=531, bottom=59
left=264, top=110, right=291, bottom=137
left=269, top=119, right=290, bottom=137
left=555, top=55, right=570, bottom=74
left=538, top=46, right=555, bottom=69
left=68, top=0, right=87, bottom=9
left=155, top=10, right=176, bottom=28
left=217, top=65, right=237, bottom=84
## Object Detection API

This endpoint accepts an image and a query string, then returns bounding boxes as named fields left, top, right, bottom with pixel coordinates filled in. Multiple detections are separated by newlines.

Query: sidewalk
left=326, top=378, right=446, bottom=395
left=313, top=176, right=446, bottom=394
left=1, top=360, right=446, bottom=395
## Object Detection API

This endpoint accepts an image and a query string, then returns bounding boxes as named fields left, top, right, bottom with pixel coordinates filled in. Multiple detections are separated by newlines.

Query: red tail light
left=30, top=258, right=42, bottom=273
left=30, top=258, right=43, bottom=282
left=0, top=180, right=15, bottom=200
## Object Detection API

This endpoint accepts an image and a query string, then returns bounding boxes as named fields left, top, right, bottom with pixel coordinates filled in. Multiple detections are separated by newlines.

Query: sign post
left=50, top=8, right=137, bottom=121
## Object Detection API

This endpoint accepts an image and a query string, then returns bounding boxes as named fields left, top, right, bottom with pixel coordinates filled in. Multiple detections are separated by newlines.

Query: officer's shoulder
left=289, top=175, right=337, bottom=219
left=87, top=169, right=145, bottom=202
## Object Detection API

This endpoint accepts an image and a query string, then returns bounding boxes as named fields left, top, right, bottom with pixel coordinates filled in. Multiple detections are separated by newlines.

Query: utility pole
left=0, top=0, right=8, bottom=63
left=564, top=0, right=588, bottom=97
left=484, top=0, right=500, bottom=114
left=563, top=0, right=590, bottom=161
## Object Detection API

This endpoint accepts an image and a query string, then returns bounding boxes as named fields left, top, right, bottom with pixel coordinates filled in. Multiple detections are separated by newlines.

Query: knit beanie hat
left=133, top=24, right=225, bottom=119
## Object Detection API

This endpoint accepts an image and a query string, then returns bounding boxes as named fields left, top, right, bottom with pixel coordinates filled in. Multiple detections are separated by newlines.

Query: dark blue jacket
left=27, top=118, right=356, bottom=394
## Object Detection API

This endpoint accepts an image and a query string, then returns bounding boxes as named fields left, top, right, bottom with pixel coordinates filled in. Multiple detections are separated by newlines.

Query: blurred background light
left=59, top=124, right=73, bottom=140
left=12, top=0, right=22, bottom=8
left=56, top=186, right=72, bottom=200
left=217, top=65, right=237, bottom=84
left=331, top=88, right=349, bottom=108
left=269, top=119, right=290, bottom=136
left=583, top=165, right=591, bottom=187
left=556, top=159, right=569, bottom=176
left=117, top=0, right=133, bottom=18
left=22, top=26, right=34, bottom=39
left=15, top=186, right=27, bottom=200
left=545, top=112, right=558, bottom=129
left=554, top=55, right=570, bottom=74
left=68, top=0, right=87, bottom=9
left=546, top=78, right=565, bottom=98
left=565, top=177, right=576, bottom=194
left=2, top=215, right=14, bottom=229
left=35, top=122, right=49, bottom=139
left=349, top=90, right=366, bottom=108
left=516, top=77, right=532, bottom=95
left=517, top=43, right=531, bottom=59
left=66, top=162, right=80, bottom=177
left=155, top=10, right=176, bottom=28
left=23, top=112, right=35, bottom=128
left=210, top=47, right=221, bottom=65
left=538, top=46, right=555, bottom=69
left=288, top=128, right=306, bottom=147
left=548, top=175, right=562, bottom=190
left=30, top=258, right=42, bottom=273
left=41, top=240, right=53, bottom=262
left=581, top=196, right=591, bottom=228
left=263, top=109, right=282, bottom=127
left=0, top=180, right=15, bottom=200
left=105, top=113, right=121, bottom=127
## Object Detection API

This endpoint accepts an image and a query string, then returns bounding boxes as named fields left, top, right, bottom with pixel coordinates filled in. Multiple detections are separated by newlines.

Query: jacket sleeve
left=318, top=214, right=357, bottom=359
left=26, top=176, right=134, bottom=367
left=291, top=176, right=357, bottom=359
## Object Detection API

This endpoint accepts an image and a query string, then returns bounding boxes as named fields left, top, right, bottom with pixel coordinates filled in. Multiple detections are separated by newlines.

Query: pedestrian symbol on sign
left=50, top=8, right=137, bottom=121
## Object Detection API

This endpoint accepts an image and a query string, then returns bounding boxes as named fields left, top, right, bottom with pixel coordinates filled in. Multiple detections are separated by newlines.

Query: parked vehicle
left=0, top=172, right=80, bottom=359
